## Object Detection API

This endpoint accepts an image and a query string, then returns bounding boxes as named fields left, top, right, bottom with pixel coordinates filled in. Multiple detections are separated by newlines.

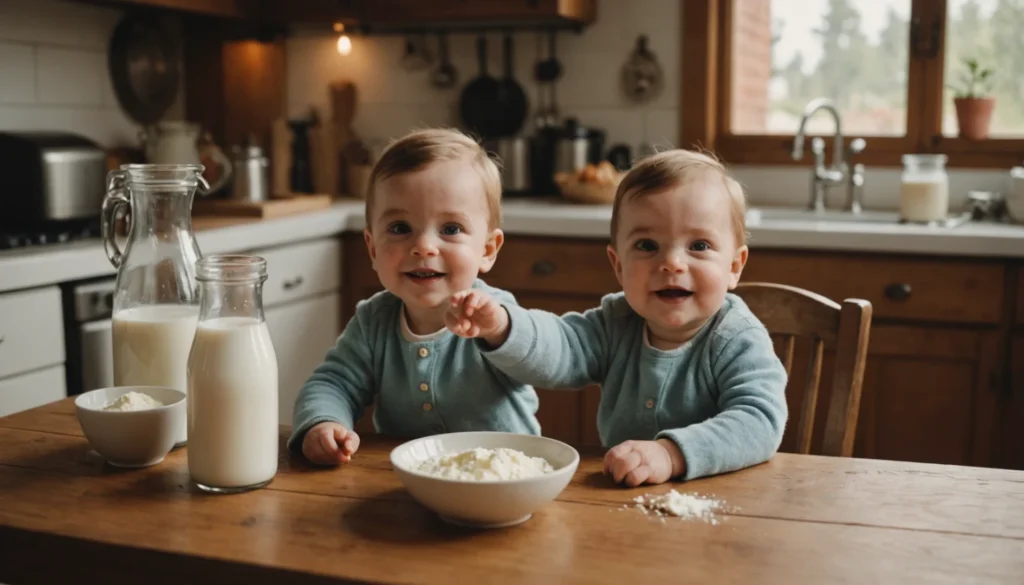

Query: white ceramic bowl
left=390, top=431, right=580, bottom=528
left=74, top=386, right=186, bottom=468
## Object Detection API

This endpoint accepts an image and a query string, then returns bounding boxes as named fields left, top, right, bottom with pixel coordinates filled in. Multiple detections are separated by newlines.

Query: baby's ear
left=606, top=244, right=624, bottom=287
left=479, top=228, right=505, bottom=273
left=728, top=245, right=749, bottom=288
left=363, top=228, right=377, bottom=266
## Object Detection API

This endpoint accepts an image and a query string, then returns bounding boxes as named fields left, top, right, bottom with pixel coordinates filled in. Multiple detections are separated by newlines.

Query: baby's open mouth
left=405, top=270, right=446, bottom=279
left=654, top=287, right=693, bottom=299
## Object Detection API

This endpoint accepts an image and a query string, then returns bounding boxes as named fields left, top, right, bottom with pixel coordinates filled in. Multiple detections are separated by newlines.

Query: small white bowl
left=390, top=431, right=580, bottom=528
left=75, top=386, right=186, bottom=468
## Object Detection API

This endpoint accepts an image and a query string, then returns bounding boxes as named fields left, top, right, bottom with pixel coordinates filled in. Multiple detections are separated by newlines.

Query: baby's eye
left=690, top=240, right=711, bottom=252
left=440, top=223, right=463, bottom=236
left=633, top=239, right=658, bottom=252
left=387, top=221, right=411, bottom=235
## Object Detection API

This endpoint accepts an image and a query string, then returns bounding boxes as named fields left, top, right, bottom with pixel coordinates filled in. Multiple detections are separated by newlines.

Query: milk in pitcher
left=113, top=304, right=198, bottom=445
left=113, top=305, right=199, bottom=389
left=187, top=316, right=278, bottom=491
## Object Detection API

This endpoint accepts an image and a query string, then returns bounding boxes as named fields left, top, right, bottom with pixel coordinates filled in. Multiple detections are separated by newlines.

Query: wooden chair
left=734, top=282, right=873, bottom=457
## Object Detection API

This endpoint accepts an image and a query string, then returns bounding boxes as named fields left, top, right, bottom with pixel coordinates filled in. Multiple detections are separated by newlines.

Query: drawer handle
left=283, top=276, right=305, bottom=290
left=884, top=283, right=912, bottom=301
left=0, top=334, right=4, bottom=345
left=531, top=260, right=556, bottom=276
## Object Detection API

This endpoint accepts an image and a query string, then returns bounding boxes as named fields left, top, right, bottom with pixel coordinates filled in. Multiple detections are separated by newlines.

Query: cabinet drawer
left=485, top=238, right=619, bottom=296
left=743, top=251, right=1006, bottom=324
left=0, top=365, right=66, bottom=417
left=0, top=286, right=65, bottom=379
left=256, top=238, right=342, bottom=307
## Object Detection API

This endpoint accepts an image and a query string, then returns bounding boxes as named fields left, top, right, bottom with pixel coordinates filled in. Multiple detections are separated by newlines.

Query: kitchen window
left=682, top=0, right=1024, bottom=168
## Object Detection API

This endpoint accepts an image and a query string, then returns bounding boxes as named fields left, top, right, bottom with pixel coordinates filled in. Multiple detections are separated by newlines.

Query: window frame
left=680, top=0, right=1024, bottom=168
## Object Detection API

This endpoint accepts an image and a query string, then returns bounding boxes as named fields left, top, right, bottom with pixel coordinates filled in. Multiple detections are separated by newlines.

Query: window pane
left=730, top=0, right=911, bottom=136
left=942, top=0, right=1024, bottom=137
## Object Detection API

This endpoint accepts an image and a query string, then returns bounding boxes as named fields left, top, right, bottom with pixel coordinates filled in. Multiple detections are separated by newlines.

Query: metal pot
left=487, top=137, right=530, bottom=195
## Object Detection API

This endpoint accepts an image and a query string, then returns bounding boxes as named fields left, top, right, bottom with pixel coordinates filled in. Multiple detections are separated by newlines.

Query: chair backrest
left=734, top=282, right=873, bottom=457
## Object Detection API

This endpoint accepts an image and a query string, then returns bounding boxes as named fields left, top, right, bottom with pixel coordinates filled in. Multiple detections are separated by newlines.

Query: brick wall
left=729, top=0, right=772, bottom=134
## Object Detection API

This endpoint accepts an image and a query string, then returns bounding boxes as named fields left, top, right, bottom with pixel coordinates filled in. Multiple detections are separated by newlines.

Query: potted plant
left=950, top=57, right=995, bottom=140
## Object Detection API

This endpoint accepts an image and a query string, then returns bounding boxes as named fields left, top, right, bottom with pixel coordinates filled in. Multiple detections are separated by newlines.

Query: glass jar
left=101, top=164, right=207, bottom=447
left=899, top=154, right=949, bottom=223
left=187, top=254, right=279, bottom=494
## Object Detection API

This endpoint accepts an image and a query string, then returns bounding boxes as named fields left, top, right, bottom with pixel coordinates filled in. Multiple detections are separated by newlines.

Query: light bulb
left=337, top=34, right=352, bottom=56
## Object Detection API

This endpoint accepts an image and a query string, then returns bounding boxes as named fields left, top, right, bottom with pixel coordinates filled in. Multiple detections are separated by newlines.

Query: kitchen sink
left=746, top=207, right=973, bottom=228
left=746, top=207, right=901, bottom=224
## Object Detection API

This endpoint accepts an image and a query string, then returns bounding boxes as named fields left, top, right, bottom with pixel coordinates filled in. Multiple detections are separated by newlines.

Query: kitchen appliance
left=141, top=121, right=232, bottom=194
left=530, top=118, right=606, bottom=195
left=0, top=131, right=106, bottom=229
left=486, top=137, right=530, bottom=194
left=231, top=141, right=270, bottom=202
left=65, top=278, right=116, bottom=397
left=0, top=221, right=100, bottom=251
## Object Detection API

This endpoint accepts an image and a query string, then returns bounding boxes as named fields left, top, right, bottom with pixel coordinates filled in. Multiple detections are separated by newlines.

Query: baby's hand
left=302, top=422, right=360, bottom=466
left=604, top=439, right=686, bottom=487
left=445, top=289, right=510, bottom=347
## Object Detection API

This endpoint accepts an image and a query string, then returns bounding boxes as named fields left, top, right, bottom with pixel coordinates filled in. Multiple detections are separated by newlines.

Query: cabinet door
left=265, top=293, right=342, bottom=425
left=0, top=365, right=67, bottom=417
left=359, top=0, right=596, bottom=24
left=1001, top=334, right=1024, bottom=470
left=783, top=325, right=1002, bottom=467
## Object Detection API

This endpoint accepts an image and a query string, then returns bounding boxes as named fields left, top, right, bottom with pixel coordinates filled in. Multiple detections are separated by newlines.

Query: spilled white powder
left=104, top=391, right=164, bottom=412
left=415, top=447, right=555, bottom=481
left=629, top=490, right=726, bottom=524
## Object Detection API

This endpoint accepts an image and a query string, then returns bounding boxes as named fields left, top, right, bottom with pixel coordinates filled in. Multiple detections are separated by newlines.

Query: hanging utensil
left=400, top=36, right=430, bottom=71
left=430, top=32, right=458, bottom=89
left=621, top=35, right=664, bottom=103
left=459, top=36, right=502, bottom=139
left=495, top=33, right=528, bottom=137
left=534, top=30, right=562, bottom=128
left=108, top=13, right=180, bottom=125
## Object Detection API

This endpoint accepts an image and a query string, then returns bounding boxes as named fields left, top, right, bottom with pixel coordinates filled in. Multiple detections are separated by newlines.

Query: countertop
left=1, top=197, right=1022, bottom=294
left=2, top=398, right=1023, bottom=585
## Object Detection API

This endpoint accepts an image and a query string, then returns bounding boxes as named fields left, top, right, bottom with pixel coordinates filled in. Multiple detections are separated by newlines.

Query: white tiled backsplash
left=286, top=0, right=1013, bottom=210
left=0, top=0, right=182, bottom=147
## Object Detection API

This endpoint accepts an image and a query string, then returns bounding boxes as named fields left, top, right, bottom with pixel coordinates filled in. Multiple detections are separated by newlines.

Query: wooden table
left=2, top=399, right=1023, bottom=584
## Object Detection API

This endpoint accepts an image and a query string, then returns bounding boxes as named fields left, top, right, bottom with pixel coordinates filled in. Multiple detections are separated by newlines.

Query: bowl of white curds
left=390, top=431, right=580, bottom=528
left=74, top=386, right=186, bottom=468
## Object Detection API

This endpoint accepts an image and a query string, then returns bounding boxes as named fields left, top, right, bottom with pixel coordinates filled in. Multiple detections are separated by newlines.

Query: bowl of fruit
left=554, top=161, right=625, bottom=205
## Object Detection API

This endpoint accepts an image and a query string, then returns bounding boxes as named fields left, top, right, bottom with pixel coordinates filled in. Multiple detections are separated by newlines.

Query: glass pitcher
left=187, top=254, right=279, bottom=494
left=101, top=164, right=207, bottom=447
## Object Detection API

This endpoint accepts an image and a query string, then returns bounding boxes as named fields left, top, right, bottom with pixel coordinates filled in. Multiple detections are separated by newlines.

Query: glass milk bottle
left=101, top=164, right=206, bottom=447
left=187, top=255, right=279, bottom=493
left=899, top=154, right=949, bottom=223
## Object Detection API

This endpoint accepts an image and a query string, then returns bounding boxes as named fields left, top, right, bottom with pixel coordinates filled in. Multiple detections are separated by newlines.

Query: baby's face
left=364, top=159, right=501, bottom=318
left=607, top=176, right=747, bottom=348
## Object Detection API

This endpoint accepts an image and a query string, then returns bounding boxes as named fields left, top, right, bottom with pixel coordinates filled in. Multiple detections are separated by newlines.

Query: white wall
left=285, top=0, right=1010, bottom=211
left=0, top=0, right=182, bottom=148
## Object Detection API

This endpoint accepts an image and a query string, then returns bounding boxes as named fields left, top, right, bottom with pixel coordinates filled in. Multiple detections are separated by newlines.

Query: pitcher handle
left=200, top=144, right=233, bottom=195
left=102, top=170, right=130, bottom=269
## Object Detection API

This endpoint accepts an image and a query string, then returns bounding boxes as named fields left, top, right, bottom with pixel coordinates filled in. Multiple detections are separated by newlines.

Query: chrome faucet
left=791, top=98, right=867, bottom=214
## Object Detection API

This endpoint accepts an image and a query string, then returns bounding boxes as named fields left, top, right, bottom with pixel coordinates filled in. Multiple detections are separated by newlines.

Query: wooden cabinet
left=266, top=293, right=342, bottom=426
left=743, top=249, right=1008, bottom=468
left=356, top=0, right=597, bottom=27
left=338, top=235, right=1022, bottom=469
left=74, top=0, right=263, bottom=19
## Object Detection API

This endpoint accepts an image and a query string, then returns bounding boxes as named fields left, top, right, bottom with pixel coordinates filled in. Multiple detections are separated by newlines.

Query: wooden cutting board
left=192, top=193, right=332, bottom=219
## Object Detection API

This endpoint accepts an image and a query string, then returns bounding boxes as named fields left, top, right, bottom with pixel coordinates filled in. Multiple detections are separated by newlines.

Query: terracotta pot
left=954, top=97, right=996, bottom=140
